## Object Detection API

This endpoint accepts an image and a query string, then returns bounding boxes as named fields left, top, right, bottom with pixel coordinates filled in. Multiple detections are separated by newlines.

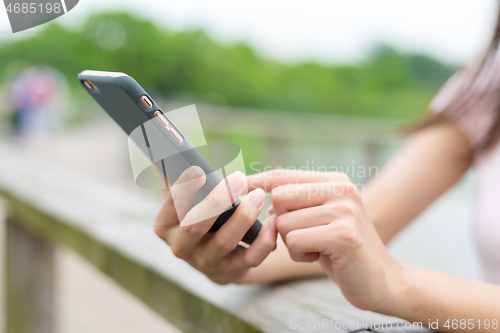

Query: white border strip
left=60, top=0, right=68, bottom=13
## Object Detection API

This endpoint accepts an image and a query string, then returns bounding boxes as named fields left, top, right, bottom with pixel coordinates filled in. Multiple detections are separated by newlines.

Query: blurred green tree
left=0, top=12, right=455, bottom=120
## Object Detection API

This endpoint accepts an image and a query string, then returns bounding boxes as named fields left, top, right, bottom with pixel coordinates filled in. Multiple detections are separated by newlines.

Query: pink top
left=431, top=52, right=500, bottom=284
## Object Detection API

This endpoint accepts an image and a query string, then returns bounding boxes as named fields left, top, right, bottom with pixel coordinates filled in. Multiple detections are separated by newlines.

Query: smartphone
left=78, top=70, right=261, bottom=244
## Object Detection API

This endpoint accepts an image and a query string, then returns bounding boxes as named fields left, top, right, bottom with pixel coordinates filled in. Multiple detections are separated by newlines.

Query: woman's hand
left=154, top=167, right=278, bottom=285
left=248, top=170, right=405, bottom=313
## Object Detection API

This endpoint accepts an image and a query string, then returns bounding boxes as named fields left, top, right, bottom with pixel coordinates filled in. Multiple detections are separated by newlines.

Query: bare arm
left=363, top=121, right=472, bottom=243
left=392, top=264, right=500, bottom=332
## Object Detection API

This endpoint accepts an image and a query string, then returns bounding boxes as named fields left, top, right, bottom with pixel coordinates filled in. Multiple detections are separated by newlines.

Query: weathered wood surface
left=6, top=218, right=55, bottom=333
left=0, top=144, right=431, bottom=333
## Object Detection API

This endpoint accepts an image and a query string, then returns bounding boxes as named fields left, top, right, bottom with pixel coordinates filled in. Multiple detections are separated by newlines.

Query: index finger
left=154, top=166, right=206, bottom=239
left=153, top=163, right=172, bottom=201
left=247, top=169, right=349, bottom=192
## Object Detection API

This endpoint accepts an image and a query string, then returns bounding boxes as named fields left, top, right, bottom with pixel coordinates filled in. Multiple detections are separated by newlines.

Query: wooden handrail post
left=5, top=216, right=55, bottom=333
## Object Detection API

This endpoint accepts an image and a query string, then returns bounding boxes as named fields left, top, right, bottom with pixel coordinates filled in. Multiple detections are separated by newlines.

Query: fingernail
left=266, top=204, right=273, bottom=216
left=226, top=171, right=245, bottom=193
left=185, top=166, right=204, bottom=182
left=248, top=189, right=265, bottom=209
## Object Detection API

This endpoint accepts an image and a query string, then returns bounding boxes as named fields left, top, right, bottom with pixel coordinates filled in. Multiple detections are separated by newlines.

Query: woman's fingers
left=180, top=171, right=248, bottom=227
left=169, top=166, right=207, bottom=221
left=276, top=204, right=342, bottom=242
left=271, top=181, right=360, bottom=215
left=204, top=188, right=266, bottom=261
left=284, top=224, right=331, bottom=262
left=154, top=166, right=206, bottom=240
left=243, top=215, right=278, bottom=267
left=247, top=169, right=349, bottom=192
left=154, top=198, right=177, bottom=241
left=154, top=189, right=180, bottom=241
left=285, top=219, right=362, bottom=263
left=228, top=215, right=278, bottom=271
left=167, top=171, right=248, bottom=260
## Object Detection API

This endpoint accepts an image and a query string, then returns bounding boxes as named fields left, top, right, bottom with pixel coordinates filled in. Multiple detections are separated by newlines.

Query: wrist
left=366, top=259, right=413, bottom=316
left=382, top=262, right=420, bottom=319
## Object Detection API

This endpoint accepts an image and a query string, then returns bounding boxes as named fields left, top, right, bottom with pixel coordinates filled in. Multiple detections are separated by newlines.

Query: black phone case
left=78, top=71, right=261, bottom=244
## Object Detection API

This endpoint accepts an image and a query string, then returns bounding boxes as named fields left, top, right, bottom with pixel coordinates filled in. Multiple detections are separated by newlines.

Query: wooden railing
left=0, top=143, right=430, bottom=333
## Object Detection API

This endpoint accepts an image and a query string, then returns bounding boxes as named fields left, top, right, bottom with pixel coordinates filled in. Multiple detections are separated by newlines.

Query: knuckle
left=329, top=183, right=343, bottom=196
left=329, top=249, right=350, bottom=270
left=214, top=235, right=235, bottom=254
left=334, top=202, right=358, bottom=217
left=275, top=215, right=287, bottom=232
left=237, top=204, right=255, bottom=223
left=323, top=205, right=340, bottom=219
left=344, top=182, right=360, bottom=196
left=271, top=186, right=282, bottom=198
left=285, top=232, right=300, bottom=252
left=154, top=219, right=166, bottom=239
left=330, top=220, right=362, bottom=246
left=245, top=255, right=260, bottom=268
left=170, top=244, right=187, bottom=260
left=341, top=181, right=356, bottom=192
left=331, top=181, right=359, bottom=197
left=183, top=224, right=204, bottom=238
left=196, top=256, right=211, bottom=270
left=289, top=252, right=303, bottom=262
left=261, top=236, right=276, bottom=251
left=271, top=187, right=287, bottom=207
left=267, top=168, right=284, bottom=178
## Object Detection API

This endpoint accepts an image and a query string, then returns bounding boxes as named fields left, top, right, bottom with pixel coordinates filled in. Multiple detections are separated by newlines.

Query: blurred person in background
left=154, top=2, right=500, bottom=332
left=0, top=65, right=67, bottom=148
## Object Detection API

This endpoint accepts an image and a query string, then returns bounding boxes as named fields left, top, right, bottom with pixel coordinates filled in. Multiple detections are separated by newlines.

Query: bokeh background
left=0, top=1, right=496, bottom=332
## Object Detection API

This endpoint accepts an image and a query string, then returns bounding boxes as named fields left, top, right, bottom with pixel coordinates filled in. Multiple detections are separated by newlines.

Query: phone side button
left=154, top=111, right=184, bottom=144
left=169, top=126, right=184, bottom=143
left=140, top=95, right=153, bottom=109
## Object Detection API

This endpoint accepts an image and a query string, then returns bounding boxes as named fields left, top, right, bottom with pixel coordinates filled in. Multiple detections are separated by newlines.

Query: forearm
left=237, top=236, right=325, bottom=284
left=362, top=123, right=471, bottom=244
left=386, top=264, right=500, bottom=332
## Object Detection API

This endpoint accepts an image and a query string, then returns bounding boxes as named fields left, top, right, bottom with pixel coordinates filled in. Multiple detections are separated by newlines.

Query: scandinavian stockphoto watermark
left=3, top=0, right=79, bottom=33
left=249, top=161, right=379, bottom=198
left=289, top=318, right=423, bottom=331
left=250, top=160, right=379, bottom=180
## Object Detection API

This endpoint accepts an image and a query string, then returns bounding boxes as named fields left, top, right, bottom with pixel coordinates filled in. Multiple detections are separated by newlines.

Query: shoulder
left=430, top=54, right=500, bottom=152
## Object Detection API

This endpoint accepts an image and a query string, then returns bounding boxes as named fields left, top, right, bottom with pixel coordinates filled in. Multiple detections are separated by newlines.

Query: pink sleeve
left=429, top=55, right=499, bottom=150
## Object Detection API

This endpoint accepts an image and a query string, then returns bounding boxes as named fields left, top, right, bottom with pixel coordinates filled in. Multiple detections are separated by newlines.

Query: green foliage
left=0, top=12, right=455, bottom=119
